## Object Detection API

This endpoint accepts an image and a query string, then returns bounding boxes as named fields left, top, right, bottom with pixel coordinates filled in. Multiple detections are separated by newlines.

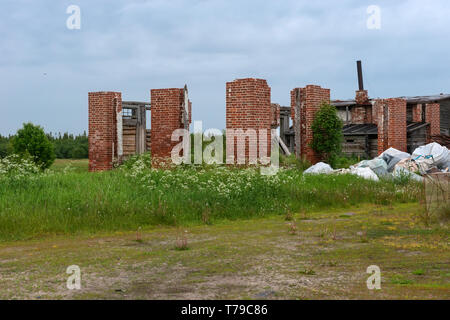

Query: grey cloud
left=0, top=0, right=449, bottom=134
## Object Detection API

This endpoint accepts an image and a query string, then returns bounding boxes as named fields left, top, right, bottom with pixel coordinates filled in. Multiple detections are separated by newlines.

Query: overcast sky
left=1, top=0, right=449, bottom=135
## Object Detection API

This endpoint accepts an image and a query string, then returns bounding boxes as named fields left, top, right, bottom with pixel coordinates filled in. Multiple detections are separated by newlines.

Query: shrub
left=51, top=132, right=88, bottom=159
left=310, top=103, right=343, bottom=163
left=332, top=155, right=360, bottom=169
left=71, top=146, right=88, bottom=159
left=0, top=136, right=12, bottom=158
left=12, top=123, right=55, bottom=169
left=0, top=154, right=42, bottom=180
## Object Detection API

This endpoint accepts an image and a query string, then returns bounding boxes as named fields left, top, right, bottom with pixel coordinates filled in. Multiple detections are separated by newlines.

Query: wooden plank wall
left=342, top=136, right=366, bottom=157
left=342, top=135, right=378, bottom=158
left=407, top=127, right=427, bottom=154
left=368, top=137, right=378, bottom=158
left=123, top=125, right=137, bottom=157
left=146, top=130, right=151, bottom=152
left=440, top=100, right=450, bottom=135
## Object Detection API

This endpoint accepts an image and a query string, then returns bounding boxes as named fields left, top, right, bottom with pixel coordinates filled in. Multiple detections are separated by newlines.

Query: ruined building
left=88, top=62, right=449, bottom=171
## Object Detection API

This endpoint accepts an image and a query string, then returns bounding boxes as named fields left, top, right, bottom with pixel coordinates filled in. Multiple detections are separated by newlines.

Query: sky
left=1, top=0, right=449, bottom=135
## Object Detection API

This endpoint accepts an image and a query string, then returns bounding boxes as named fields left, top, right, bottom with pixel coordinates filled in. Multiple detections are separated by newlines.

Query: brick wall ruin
left=291, top=85, right=330, bottom=164
left=88, top=77, right=447, bottom=172
left=150, top=88, right=191, bottom=166
left=425, top=103, right=441, bottom=138
left=88, top=87, right=191, bottom=172
left=375, top=98, right=407, bottom=153
left=225, top=78, right=272, bottom=164
left=412, top=104, right=423, bottom=122
left=88, top=91, right=122, bottom=172
left=352, top=90, right=372, bottom=124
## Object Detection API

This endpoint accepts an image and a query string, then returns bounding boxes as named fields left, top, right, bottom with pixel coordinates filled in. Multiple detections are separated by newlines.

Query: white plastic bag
left=349, top=167, right=379, bottom=181
left=304, top=162, right=333, bottom=174
left=393, top=166, right=423, bottom=182
left=412, top=143, right=450, bottom=169
left=355, top=158, right=388, bottom=177
left=378, top=148, right=411, bottom=172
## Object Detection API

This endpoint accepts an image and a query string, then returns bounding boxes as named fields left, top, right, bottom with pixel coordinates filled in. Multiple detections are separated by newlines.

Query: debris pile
left=304, top=142, right=450, bottom=181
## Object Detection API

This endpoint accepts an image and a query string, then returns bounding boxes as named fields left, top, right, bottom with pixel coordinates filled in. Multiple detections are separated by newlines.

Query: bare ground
left=0, top=203, right=448, bottom=300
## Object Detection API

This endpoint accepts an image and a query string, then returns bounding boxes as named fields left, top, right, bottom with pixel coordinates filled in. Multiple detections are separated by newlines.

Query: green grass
left=413, top=269, right=425, bottom=276
left=0, top=157, right=422, bottom=241
left=51, top=159, right=88, bottom=173
left=390, top=275, right=415, bottom=285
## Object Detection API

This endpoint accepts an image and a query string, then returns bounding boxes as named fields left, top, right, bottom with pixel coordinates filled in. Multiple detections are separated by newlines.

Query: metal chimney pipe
left=357, top=60, right=364, bottom=91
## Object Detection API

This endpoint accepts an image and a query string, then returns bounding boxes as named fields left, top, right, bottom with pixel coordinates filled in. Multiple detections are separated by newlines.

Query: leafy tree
left=71, top=145, right=88, bottom=159
left=310, top=102, right=343, bottom=164
left=49, top=131, right=88, bottom=159
left=12, top=123, right=56, bottom=169
left=0, top=135, right=12, bottom=158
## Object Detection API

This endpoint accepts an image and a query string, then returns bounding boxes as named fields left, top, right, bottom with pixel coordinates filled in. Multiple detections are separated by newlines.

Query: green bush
left=12, top=123, right=55, bottom=169
left=0, top=136, right=12, bottom=158
left=332, top=155, right=360, bottom=169
left=310, top=103, right=343, bottom=163
left=50, top=132, right=88, bottom=159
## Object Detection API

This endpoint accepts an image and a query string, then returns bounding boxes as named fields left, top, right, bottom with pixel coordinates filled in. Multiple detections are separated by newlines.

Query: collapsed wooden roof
left=331, top=94, right=450, bottom=108
left=342, top=122, right=430, bottom=136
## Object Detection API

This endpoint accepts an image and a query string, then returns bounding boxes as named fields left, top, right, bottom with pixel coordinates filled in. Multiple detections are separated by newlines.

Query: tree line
left=0, top=127, right=88, bottom=160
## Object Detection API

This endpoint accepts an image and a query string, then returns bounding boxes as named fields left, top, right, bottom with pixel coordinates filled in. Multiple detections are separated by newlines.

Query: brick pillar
left=376, top=98, right=407, bottom=154
left=352, top=90, right=372, bottom=124
left=351, top=107, right=367, bottom=124
left=150, top=88, right=189, bottom=167
left=88, top=91, right=122, bottom=172
left=291, top=85, right=331, bottom=164
left=355, top=90, right=369, bottom=105
left=412, top=104, right=423, bottom=122
left=226, top=78, right=271, bottom=164
left=425, top=103, right=440, bottom=138
left=270, top=103, right=280, bottom=128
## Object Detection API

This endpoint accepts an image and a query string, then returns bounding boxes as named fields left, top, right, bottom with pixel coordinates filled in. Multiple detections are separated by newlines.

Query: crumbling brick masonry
left=425, top=103, right=441, bottom=138
left=291, top=85, right=330, bottom=164
left=88, top=91, right=122, bottom=172
left=225, top=78, right=272, bottom=164
left=150, top=88, right=191, bottom=166
left=375, top=98, right=407, bottom=154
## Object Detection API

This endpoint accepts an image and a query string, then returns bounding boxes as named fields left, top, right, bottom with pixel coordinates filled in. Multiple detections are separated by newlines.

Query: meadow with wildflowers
left=0, top=153, right=421, bottom=241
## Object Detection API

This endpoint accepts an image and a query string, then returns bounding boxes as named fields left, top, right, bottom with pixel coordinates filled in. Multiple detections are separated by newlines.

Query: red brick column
left=425, top=103, right=441, bottom=138
left=88, top=91, right=122, bottom=172
left=352, top=90, right=372, bottom=124
left=374, top=100, right=387, bottom=152
left=351, top=107, right=367, bottom=124
left=291, top=85, right=330, bottom=164
left=355, top=90, right=369, bottom=105
left=376, top=98, right=407, bottom=154
left=270, top=103, right=280, bottom=128
left=151, top=88, right=190, bottom=167
left=226, top=78, right=271, bottom=164
left=412, top=104, right=423, bottom=122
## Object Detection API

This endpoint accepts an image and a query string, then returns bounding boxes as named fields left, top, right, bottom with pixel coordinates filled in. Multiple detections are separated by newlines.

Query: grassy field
left=51, top=159, right=89, bottom=173
left=0, top=203, right=448, bottom=299
left=0, top=157, right=421, bottom=241
left=0, top=158, right=447, bottom=299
